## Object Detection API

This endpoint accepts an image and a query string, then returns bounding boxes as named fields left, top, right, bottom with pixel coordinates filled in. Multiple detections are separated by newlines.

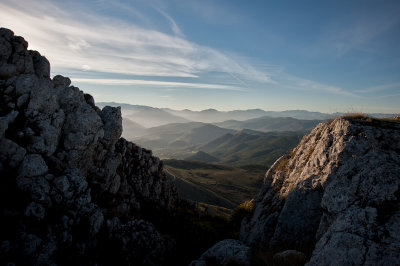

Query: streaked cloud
left=0, top=0, right=270, bottom=83
left=72, top=78, right=244, bottom=91
left=355, top=82, right=400, bottom=93
left=275, top=73, right=359, bottom=98
left=0, top=0, right=381, bottom=107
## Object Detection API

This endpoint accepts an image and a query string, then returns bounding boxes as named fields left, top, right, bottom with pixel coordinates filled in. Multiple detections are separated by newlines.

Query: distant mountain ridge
left=98, top=102, right=397, bottom=126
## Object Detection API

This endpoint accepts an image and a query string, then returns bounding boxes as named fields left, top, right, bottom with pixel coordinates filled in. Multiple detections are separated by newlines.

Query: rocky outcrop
left=240, top=116, right=400, bottom=265
left=193, top=116, right=399, bottom=265
left=0, top=28, right=178, bottom=265
left=190, top=239, right=252, bottom=266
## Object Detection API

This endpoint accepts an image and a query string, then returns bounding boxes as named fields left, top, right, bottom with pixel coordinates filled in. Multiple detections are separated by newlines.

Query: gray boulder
left=190, top=239, right=252, bottom=266
left=240, top=117, right=400, bottom=265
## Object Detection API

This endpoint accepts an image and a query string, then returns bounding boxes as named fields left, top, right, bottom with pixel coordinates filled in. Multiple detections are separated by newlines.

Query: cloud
left=72, top=78, right=244, bottom=91
left=355, top=82, right=400, bottom=93
left=274, top=72, right=358, bottom=97
left=0, top=0, right=359, bottom=99
left=0, top=0, right=269, bottom=84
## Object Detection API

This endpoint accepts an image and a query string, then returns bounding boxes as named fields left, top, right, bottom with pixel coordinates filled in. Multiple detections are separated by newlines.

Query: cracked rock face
left=0, top=28, right=178, bottom=265
left=240, top=117, right=400, bottom=265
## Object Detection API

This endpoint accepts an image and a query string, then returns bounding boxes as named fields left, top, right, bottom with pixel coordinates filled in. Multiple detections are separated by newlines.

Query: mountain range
left=98, top=102, right=397, bottom=129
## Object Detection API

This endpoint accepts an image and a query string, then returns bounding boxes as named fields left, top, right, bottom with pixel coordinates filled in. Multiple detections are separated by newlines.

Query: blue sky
left=1, top=0, right=399, bottom=113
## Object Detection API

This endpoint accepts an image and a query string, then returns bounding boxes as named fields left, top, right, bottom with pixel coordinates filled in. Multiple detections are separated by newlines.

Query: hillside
left=164, top=160, right=265, bottom=209
left=198, top=130, right=304, bottom=166
left=215, top=116, right=321, bottom=132
left=120, top=117, right=147, bottom=139
left=185, top=151, right=220, bottom=163
left=133, top=123, right=235, bottom=149
left=192, top=116, right=400, bottom=265
left=131, top=118, right=308, bottom=167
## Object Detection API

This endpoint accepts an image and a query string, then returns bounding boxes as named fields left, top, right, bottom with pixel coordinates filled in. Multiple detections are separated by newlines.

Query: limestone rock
left=240, top=117, right=400, bottom=265
left=190, top=239, right=252, bottom=266
left=0, top=28, right=178, bottom=265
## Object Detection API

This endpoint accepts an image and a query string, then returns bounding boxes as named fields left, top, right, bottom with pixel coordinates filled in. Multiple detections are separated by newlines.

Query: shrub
left=231, top=200, right=255, bottom=236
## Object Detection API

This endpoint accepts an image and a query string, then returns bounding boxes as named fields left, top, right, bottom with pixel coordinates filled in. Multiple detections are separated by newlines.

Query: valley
left=97, top=102, right=399, bottom=215
left=164, top=160, right=265, bottom=209
left=96, top=102, right=327, bottom=211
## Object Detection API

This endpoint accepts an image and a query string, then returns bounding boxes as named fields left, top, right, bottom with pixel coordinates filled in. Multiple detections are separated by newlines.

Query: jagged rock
left=100, top=106, right=122, bottom=149
left=190, top=239, right=252, bottom=266
left=30, top=50, right=50, bottom=78
left=0, top=28, right=178, bottom=265
left=240, top=117, right=400, bottom=265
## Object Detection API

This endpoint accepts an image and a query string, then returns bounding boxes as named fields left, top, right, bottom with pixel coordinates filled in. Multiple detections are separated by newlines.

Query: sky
left=1, top=0, right=400, bottom=113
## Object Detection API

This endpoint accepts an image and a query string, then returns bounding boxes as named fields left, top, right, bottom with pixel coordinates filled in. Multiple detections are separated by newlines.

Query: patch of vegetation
left=344, top=113, right=374, bottom=122
left=164, top=159, right=233, bottom=171
left=342, top=113, right=400, bottom=128
left=275, top=155, right=291, bottom=172
left=199, top=131, right=305, bottom=167
left=231, top=200, right=255, bottom=236
left=165, top=160, right=265, bottom=209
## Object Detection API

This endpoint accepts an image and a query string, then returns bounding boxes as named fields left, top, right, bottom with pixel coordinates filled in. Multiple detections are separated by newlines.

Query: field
left=164, top=160, right=266, bottom=209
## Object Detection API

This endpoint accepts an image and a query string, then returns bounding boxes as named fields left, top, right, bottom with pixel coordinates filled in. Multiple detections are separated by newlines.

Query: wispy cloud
left=0, top=0, right=360, bottom=99
left=0, top=0, right=269, bottom=84
left=355, top=82, right=400, bottom=93
left=72, top=78, right=244, bottom=91
left=275, top=73, right=358, bottom=97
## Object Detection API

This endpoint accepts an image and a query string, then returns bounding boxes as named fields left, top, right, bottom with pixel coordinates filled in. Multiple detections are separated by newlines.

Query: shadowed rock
left=0, top=28, right=178, bottom=265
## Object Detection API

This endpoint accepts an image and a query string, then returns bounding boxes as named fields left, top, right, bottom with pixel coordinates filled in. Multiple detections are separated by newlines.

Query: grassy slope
left=199, top=131, right=304, bottom=166
left=164, top=159, right=265, bottom=209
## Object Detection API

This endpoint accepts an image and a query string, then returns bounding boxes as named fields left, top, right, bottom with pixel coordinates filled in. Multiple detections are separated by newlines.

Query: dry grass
left=343, top=112, right=373, bottom=122
left=340, top=113, right=400, bottom=128
left=275, top=155, right=291, bottom=172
